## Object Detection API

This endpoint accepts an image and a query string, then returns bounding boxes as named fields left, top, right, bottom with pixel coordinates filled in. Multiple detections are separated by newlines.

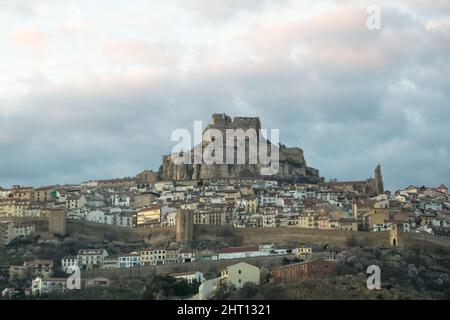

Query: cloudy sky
left=0, top=0, right=449, bottom=190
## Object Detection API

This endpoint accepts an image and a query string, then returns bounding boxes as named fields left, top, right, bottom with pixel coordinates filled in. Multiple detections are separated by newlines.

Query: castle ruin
left=160, top=113, right=322, bottom=183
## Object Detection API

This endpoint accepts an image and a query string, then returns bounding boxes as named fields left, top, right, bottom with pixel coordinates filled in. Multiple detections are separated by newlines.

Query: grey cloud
left=0, top=2, right=449, bottom=190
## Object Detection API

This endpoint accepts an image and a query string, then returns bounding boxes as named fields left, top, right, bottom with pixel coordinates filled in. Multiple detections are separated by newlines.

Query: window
left=238, top=270, right=242, bottom=274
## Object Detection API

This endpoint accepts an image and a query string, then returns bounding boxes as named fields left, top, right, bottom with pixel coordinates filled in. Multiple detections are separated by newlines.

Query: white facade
left=77, top=249, right=108, bottom=270
left=32, top=277, right=67, bottom=295
left=13, top=224, right=35, bottom=238
left=102, top=257, right=118, bottom=270
left=217, top=248, right=261, bottom=260
left=86, top=209, right=106, bottom=223
left=111, top=194, right=130, bottom=207
left=174, top=271, right=205, bottom=284
left=372, top=223, right=393, bottom=232
left=432, top=219, right=448, bottom=228
left=140, top=249, right=167, bottom=266
left=259, top=195, right=276, bottom=207
left=66, top=195, right=87, bottom=210
left=162, top=211, right=177, bottom=227
left=179, top=251, right=196, bottom=263
left=118, top=253, right=141, bottom=268
left=61, top=257, right=78, bottom=272
left=23, top=208, right=42, bottom=218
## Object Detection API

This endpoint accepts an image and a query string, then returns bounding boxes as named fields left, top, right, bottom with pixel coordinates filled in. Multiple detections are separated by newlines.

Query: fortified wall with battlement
left=207, top=113, right=262, bottom=132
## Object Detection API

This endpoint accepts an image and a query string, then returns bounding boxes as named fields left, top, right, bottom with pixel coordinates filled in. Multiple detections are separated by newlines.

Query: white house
left=77, top=249, right=108, bottom=271
left=113, top=213, right=133, bottom=227
left=67, top=207, right=89, bottom=220
left=216, top=246, right=261, bottom=260
left=173, top=271, right=205, bottom=284
left=179, top=249, right=196, bottom=263
left=102, top=257, right=118, bottom=270
left=154, top=181, right=174, bottom=192
left=258, top=244, right=274, bottom=255
left=432, top=219, right=448, bottom=228
left=402, top=222, right=413, bottom=233
left=86, top=209, right=106, bottom=224
left=372, top=223, right=393, bottom=232
left=259, top=194, right=277, bottom=207
left=162, top=211, right=177, bottom=227
left=66, top=195, right=87, bottom=210
left=111, top=194, right=130, bottom=208
left=118, top=252, right=141, bottom=268
left=32, top=277, right=67, bottom=295
left=61, top=256, right=78, bottom=272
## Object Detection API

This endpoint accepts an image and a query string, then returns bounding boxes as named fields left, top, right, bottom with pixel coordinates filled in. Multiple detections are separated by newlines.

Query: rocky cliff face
left=160, top=113, right=322, bottom=183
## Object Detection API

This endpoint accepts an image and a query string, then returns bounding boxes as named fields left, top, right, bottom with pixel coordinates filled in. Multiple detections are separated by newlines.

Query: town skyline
left=0, top=111, right=448, bottom=192
left=1, top=0, right=449, bottom=192
left=0, top=110, right=448, bottom=191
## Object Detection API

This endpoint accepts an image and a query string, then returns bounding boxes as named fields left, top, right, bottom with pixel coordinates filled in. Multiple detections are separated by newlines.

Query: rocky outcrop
left=160, top=113, right=322, bottom=183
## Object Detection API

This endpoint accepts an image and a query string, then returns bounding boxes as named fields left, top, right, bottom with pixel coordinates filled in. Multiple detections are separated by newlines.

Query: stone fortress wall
left=204, top=113, right=262, bottom=143
left=161, top=113, right=322, bottom=183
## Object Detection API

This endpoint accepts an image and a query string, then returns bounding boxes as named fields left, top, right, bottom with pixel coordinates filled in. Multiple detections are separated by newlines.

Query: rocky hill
left=160, top=113, right=322, bottom=183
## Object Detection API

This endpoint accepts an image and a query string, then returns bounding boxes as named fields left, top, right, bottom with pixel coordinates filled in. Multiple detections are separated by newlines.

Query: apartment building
left=118, top=253, right=140, bottom=268
left=61, top=256, right=78, bottom=272
left=140, top=249, right=166, bottom=266
left=77, top=249, right=108, bottom=271
left=0, top=221, right=15, bottom=246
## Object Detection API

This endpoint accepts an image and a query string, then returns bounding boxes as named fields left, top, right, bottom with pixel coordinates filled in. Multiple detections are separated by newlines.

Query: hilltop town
left=0, top=114, right=449, bottom=300
left=1, top=164, right=449, bottom=299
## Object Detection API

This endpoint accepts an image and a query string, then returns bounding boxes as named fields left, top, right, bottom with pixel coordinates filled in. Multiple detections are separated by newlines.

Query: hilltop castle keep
left=160, top=113, right=322, bottom=183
